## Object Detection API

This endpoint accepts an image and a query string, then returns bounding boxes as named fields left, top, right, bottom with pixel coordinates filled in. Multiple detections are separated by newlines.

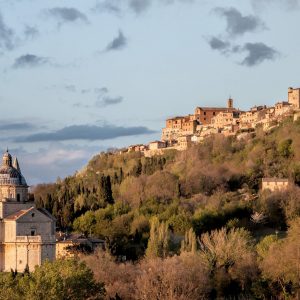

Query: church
left=0, top=150, right=56, bottom=272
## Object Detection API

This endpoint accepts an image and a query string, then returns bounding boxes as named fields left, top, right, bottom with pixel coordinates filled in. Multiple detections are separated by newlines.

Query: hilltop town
left=125, top=87, right=300, bottom=156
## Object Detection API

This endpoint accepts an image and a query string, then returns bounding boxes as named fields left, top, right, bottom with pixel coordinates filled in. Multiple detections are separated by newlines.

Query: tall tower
left=227, top=97, right=233, bottom=109
left=288, top=87, right=300, bottom=109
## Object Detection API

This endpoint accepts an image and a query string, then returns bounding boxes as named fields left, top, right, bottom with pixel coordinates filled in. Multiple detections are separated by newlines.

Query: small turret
left=13, top=157, right=21, bottom=172
left=2, top=150, right=12, bottom=167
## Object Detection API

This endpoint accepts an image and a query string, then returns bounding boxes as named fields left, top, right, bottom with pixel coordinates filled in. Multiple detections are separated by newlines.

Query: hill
left=33, top=116, right=300, bottom=259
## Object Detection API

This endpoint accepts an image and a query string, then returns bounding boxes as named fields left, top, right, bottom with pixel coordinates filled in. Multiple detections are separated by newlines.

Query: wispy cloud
left=14, top=124, right=156, bottom=142
left=207, top=37, right=231, bottom=53
left=207, top=38, right=279, bottom=67
left=23, top=25, right=39, bottom=40
left=215, top=7, right=266, bottom=37
left=251, top=0, right=299, bottom=10
left=0, top=121, right=37, bottom=131
left=46, top=7, right=89, bottom=25
left=73, top=86, right=124, bottom=108
left=92, top=0, right=123, bottom=15
left=129, top=0, right=152, bottom=14
left=12, top=143, right=102, bottom=184
left=104, top=30, right=127, bottom=52
left=96, top=96, right=123, bottom=107
left=0, top=11, right=15, bottom=51
left=13, top=54, right=50, bottom=68
left=241, top=42, right=279, bottom=66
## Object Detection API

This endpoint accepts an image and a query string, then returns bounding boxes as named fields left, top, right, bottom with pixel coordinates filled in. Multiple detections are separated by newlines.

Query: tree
left=278, top=138, right=293, bottom=158
left=261, top=217, right=300, bottom=297
left=181, top=228, right=197, bottom=254
left=146, top=217, right=170, bottom=258
left=199, top=228, right=258, bottom=297
left=0, top=259, right=105, bottom=300
left=73, top=211, right=96, bottom=236
left=136, top=253, right=211, bottom=300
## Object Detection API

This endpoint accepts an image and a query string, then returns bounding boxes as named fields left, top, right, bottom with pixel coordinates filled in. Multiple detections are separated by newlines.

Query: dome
left=0, top=151, right=27, bottom=186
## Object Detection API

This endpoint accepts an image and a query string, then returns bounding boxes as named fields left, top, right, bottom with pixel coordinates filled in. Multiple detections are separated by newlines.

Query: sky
left=0, top=0, right=299, bottom=184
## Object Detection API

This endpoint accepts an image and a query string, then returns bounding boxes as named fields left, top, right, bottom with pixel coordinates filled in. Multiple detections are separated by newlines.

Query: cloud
left=206, top=37, right=279, bottom=67
left=94, top=87, right=123, bottom=107
left=73, top=86, right=123, bottom=108
left=128, top=0, right=152, bottom=14
left=64, top=85, right=77, bottom=92
left=215, top=7, right=265, bottom=37
left=92, top=0, right=122, bottom=15
left=0, top=121, right=36, bottom=131
left=105, top=30, right=127, bottom=52
left=23, top=25, right=39, bottom=40
left=93, top=0, right=194, bottom=16
left=0, top=11, right=15, bottom=50
left=207, top=37, right=231, bottom=53
left=11, top=143, right=102, bottom=184
left=251, top=0, right=299, bottom=10
left=96, top=96, right=123, bottom=107
left=241, top=42, right=279, bottom=66
left=47, top=7, right=89, bottom=25
left=14, top=124, right=156, bottom=142
left=13, top=54, right=50, bottom=68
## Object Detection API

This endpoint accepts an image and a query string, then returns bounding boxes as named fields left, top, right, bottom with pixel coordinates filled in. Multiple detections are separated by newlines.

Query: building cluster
left=125, top=87, right=300, bottom=157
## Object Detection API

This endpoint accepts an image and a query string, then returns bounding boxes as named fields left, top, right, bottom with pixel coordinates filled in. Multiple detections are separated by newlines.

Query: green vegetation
left=30, top=117, right=300, bottom=298
left=0, top=259, right=105, bottom=300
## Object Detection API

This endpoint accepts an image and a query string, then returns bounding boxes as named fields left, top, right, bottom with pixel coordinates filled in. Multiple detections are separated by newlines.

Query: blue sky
left=0, top=0, right=299, bottom=184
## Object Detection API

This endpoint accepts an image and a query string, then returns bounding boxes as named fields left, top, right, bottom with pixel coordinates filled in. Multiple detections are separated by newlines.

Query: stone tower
left=227, top=98, right=233, bottom=109
left=288, top=87, right=300, bottom=109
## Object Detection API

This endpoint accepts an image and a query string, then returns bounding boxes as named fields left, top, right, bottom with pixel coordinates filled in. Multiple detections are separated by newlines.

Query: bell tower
left=227, top=97, right=233, bottom=109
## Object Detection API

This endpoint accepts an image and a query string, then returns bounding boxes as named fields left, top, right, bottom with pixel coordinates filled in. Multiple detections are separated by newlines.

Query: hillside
left=33, top=117, right=300, bottom=256
left=30, top=116, right=300, bottom=298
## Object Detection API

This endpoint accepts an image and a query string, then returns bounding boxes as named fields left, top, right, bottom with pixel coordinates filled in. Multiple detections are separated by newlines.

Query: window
left=213, top=112, right=216, bottom=116
left=17, top=194, right=20, bottom=202
left=31, top=213, right=35, bottom=218
left=204, top=112, right=206, bottom=116
left=204, top=118, right=206, bottom=121
left=31, top=230, right=35, bottom=236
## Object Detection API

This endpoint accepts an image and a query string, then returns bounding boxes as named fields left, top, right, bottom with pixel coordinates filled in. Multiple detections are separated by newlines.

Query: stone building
left=162, top=116, right=197, bottom=141
left=0, top=150, right=56, bottom=272
left=262, top=178, right=290, bottom=192
left=288, top=87, right=300, bottom=109
left=211, top=111, right=240, bottom=129
left=275, top=101, right=292, bottom=116
left=194, top=98, right=236, bottom=125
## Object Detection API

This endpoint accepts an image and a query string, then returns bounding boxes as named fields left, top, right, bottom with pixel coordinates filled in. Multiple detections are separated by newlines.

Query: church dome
left=0, top=151, right=27, bottom=186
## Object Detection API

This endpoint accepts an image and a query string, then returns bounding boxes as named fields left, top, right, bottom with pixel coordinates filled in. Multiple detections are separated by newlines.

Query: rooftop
left=262, top=178, right=289, bottom=183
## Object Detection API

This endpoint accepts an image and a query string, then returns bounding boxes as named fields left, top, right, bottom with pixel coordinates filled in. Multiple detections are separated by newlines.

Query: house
left=194, top=98, right=236, bottom=125
left=149, top=141, right=166, bottom=150
left=262, top=178, right=290, bottom=192
left=56, top=233, right=104, bottom=258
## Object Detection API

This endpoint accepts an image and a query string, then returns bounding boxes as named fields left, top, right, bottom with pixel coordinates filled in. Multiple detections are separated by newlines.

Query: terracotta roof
left=4, top=207, right=35, bottom=220
left=195, top=107, right=235, bottom=111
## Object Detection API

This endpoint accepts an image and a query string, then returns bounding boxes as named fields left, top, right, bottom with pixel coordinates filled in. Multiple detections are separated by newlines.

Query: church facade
left=0, top=150, right=56, bottom=272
